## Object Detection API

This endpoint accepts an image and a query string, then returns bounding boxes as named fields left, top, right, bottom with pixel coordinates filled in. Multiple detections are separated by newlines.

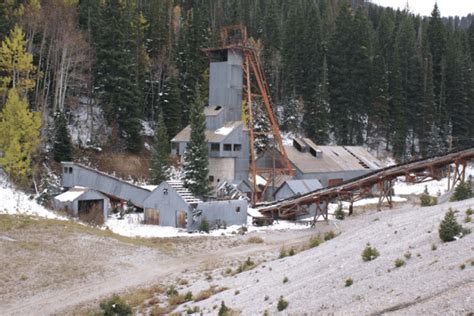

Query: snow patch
left=214, top=126, right=233, bottom=136
left=0, top=174, right=66, bottom=220
left=140, top=120, right=155, bottom=137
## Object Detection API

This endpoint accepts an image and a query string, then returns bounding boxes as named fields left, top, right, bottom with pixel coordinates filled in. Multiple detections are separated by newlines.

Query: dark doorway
left=78, top=199, right=104, bottom=225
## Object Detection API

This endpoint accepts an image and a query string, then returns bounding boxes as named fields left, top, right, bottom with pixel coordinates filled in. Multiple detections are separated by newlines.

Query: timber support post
left=377, top=178, right=393, bottom=211
left=311, top=199, right=328, bottom=227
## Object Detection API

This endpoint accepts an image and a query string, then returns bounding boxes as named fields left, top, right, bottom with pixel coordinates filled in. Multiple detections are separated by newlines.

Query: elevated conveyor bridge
left=255, top=147, right=474, bottom=224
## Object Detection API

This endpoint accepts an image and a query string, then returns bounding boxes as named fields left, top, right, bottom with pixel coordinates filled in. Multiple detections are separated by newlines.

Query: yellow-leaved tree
left=0, top=88, right=41, bottom=184
left=0, top=25, right=36, bottom=95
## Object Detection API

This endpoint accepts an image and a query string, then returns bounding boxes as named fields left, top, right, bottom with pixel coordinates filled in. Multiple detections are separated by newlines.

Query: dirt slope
left=181, top=199, right=474, bottom=315
left=0, top=216, right=316, bottom=315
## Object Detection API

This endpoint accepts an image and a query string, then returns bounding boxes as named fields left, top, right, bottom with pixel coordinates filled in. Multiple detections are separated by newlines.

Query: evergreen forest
left=1, top=0, right=474, bottom=182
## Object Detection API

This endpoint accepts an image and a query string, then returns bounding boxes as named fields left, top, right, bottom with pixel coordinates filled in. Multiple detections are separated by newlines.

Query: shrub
left=168, top=294, right=186, bottom=306
left=466, top=208, right=474, bottom=216
left=100, top=295, right=132, bottom=316
left=279, top=247, right=287, bottom=259
left=166, top=285, right=178, bottom=297
left=431, top=244, right=437, bottom=251
left=283, top=276, right=288, bottom=283
left=345, top=278, right=353, bottom=287
left=247, top=236, right=264, bottom=244
left=234, top=290, right=240, bottom=295
left=439, top=209, right=463, bottom=242
left=288, top=247, right=296, bottom=256
left=465, top=215, right=472, bottom=223
left=394, top=258, right=405, bottom=268
left=362, top=243, right=380, bottom=262
left=235, top=257, right=255, bottom=274
left=194, top=290, right=212, bottom=302
left=277, top=296, right=289, bottom=311
left=238, top=226, right=248, bottom=235
left=450, top=181, right=473, bottom=202
left=334, top=205, right=345, bottom=220
left=324, top=230, right=336, bottom=241
left=184, top=291, right=193, bottom=302
left=460, top=263, right=466, bottom=270
left=308, top=236, right=321, bottom=248
left=404, top=251, right=412, bottom=260
left=218, top=301, right=230, bottom=316
left=420, top=194, right=437, bottom=206
left=199, top=218, right=210, bottom=233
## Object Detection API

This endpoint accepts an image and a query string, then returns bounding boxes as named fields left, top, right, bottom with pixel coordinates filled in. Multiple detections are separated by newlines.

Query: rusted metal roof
left=171, top=121, right=243, bottom=143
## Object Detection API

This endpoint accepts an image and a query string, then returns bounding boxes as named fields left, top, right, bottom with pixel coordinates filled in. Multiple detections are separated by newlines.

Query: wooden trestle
left=256, top=147, right=474, bottom=225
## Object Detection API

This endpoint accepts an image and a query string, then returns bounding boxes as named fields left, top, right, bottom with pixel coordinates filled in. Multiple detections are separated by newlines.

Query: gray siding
left=188, top=200, right=248, bottom=231
left=205, top=108, right=226, bottom=130
left=208, top=50, right=243, bottom=122
left=296, top=169, right=371, bottom=187
left=53, top=189, right=110, bottom=219
left=143, top=182, right=191, bottom=227
left=61, top=162, right=151, bottom=207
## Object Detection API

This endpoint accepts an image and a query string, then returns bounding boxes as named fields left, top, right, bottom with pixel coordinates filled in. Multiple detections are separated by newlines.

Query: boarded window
left=210, top=143, right=220, bottom=152
left=235, top=207, right=240, bottom=213
left=233, top=144, right=242, bottom=151
left=209, top=175, right=214, bottom=182
left=224, top=144, right=232, bottom=151
left=328, top=178, right=343, bottom=187
left=177, top=211, right=187, bottom=228
left=145, top=208, right=160, bottom=225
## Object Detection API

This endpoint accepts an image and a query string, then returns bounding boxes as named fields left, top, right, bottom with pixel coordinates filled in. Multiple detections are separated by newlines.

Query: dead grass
left=246, top=236, right=264, bottom=244
left=0, top=215, right=173, bottom=252
left=92, top=151, right=151, bottom=180
left=121, top=284, right=164, bottom=307
left=194, top=286, right=228, bottom=302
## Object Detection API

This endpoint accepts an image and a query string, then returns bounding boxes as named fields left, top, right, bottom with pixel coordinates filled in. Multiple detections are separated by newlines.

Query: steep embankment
left=185, top=199, right=474, bottom=315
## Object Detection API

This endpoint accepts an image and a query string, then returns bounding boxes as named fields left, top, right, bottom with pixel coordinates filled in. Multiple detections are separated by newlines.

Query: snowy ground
left=177, top=198, right=474, bottom=315
left=0, top=175, right=65, bottom=220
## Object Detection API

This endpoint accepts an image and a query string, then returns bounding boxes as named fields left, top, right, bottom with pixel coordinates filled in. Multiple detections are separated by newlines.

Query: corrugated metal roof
left=285, top=138, right=383, bottom=174
left=171, top=121, right=243, bottom=143
left=285, top=179, right=323, bottom=194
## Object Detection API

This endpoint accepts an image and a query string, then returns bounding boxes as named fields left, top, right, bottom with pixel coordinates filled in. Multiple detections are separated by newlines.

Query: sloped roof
left=166, top=180, right=202, bottom=204
left=171, top=121, right=242, bottom=143
left=274, top=179, right=323, bottom=197
left=285, top=138, right=383, bottom=174
left=54, top=187, right=108, bottom=202
left=55, top=187, right=87, bottom=202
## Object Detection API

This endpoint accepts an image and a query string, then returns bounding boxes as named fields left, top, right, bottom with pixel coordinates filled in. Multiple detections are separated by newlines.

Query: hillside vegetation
left=0, top=1, right=474, bottom=188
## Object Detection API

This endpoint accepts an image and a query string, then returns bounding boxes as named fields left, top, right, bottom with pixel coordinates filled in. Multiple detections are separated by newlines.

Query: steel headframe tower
left=210, top=25, right=294, bottom=204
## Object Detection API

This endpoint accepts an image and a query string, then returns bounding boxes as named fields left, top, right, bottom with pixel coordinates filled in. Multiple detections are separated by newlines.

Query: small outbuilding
left=143, top=180, right=248, bottom=231
left=53, top=187, right=110, bottom=222
left=273, top=179, right=324, bottom=220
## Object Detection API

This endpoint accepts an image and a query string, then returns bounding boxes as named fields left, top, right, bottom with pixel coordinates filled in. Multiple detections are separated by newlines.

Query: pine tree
left=95, top=0, right=142, bottom=153
left=0, top=25, right=36, bottom=95
left=328, top=3, right=353, bottom=144
left=53, top=112, right=73, bottom=162
left=150, top=111, right=170, bottom=185
left=303, top=51, right=330, bottom=144
left=183, top=83, right=211, bottom=197
left=282, top=96, right=303, bottom=134
left=160, top=75, right=183, bottom=140
left=0, top=88, right=41, bottom=184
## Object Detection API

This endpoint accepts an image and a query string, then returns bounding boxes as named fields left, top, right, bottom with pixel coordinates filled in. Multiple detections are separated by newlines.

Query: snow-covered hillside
left=182, top=198, right=474, bottom=314
left=0, top=174, right=65, bottom=220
